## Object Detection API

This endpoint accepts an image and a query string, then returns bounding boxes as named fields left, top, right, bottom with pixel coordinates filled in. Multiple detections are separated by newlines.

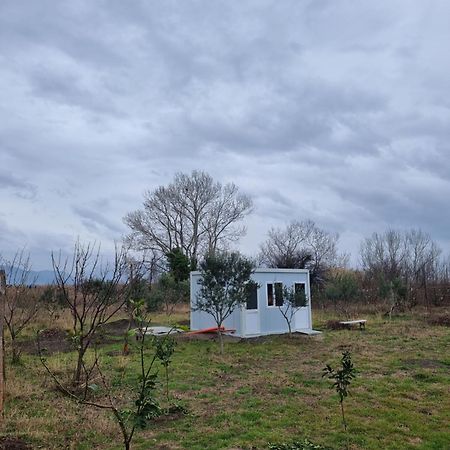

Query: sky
left=1, top=0, right=450, bottom=270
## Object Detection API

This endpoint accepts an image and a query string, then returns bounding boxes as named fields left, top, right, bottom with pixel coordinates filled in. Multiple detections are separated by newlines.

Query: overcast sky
left=1, top=1, right=450, bottom=269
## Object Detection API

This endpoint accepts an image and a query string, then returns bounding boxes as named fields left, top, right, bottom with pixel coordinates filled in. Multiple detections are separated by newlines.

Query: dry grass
left=2, top=303, right=450, bottom=449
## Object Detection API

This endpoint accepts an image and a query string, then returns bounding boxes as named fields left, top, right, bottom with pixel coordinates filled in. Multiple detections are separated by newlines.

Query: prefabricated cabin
left=190, top=268, right=313, bottom=337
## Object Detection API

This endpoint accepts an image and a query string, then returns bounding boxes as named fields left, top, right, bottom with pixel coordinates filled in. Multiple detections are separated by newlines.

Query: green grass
left=3, top=309, right=450, bottom=449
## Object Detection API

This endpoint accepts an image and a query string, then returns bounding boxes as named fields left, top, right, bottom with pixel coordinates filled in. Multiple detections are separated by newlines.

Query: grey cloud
left=1, top=1, right=450, bottom=268
left=72, top=206, right=124, bottom=236
left=0, top=170, right=37, bottom=199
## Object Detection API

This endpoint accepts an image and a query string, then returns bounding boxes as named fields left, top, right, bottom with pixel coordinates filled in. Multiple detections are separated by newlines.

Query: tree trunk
left=122, top=315, right=133, bottom=356
left=217, top=330, right=224, bottom=355
left=73, top=341, right=87, bottom=385
left=11, top=336, right=20, bottom=364
left=165, top=366, right=170, bottom=406
left=0, top=270, right=6, bottom=417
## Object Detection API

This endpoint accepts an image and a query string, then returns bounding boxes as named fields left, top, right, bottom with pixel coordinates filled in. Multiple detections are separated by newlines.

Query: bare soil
left=0, top=436, right=32, bottom=450
left=18, top=318, right=138, bottom=356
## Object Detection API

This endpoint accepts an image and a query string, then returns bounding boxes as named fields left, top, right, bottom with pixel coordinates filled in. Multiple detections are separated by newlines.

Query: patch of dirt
left=403, top=359, right=448, bottom=369
left=19, top=322, right=123, bottom=356
left=175, top=332, right=240, bottom=342
left=98, top=318, right=144, bottom=336
left=325, top=320, right=348, bottom=330
left=177, top=331, right=313, bottom=344
left=175, top=319, right=190, bottom=326
left=18, top=328, right=72, bottom=355
left=427, top=313, right=450, bottom=327
left=0, top=436, right=32, bottom=449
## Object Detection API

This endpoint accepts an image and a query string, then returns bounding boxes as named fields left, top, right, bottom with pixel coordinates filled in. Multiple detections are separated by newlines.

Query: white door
left=245, top=284, right=260, bottom=336
left=294, top=308, right=309, bottom=329
left=294, top=282, right=310, bottom=330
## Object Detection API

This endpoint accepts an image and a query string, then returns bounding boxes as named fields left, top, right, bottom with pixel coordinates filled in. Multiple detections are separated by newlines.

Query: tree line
left=1, top=169, right=449, bottom=342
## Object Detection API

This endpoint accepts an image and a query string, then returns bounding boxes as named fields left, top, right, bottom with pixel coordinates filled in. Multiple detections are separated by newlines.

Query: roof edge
left=190, top=268, right=310, bottom=276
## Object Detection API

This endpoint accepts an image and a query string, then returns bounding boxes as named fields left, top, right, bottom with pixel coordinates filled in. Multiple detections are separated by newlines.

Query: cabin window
left=294, top=283, right=305, bottom=296
left=267, top=282, right=283, bottom=307
left=246, top=284, right=258, bottom=310
left=294, top=283, right=306, bottom=306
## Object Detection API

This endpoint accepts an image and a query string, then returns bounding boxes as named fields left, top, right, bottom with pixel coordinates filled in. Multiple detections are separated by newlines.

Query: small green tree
left=38, top=298, right=168, bottom=450
left=146, top=273, right=189, bottom=314
left=194, top=251, right=255, bottom=354
left=166, top=247, right=191, bottom=282
left=278, top=285, right=308, bottom=337
left=378, top=276, right=407, bottom=318
left=154, top=335, right=176, bottom=409
left=322, top=350, right=356, bottom=436
left=325, top=272, right=359, bottom=318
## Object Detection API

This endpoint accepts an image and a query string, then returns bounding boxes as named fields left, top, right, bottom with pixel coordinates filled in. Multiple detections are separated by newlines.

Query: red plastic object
left=187, top=326, right=235, bottom=335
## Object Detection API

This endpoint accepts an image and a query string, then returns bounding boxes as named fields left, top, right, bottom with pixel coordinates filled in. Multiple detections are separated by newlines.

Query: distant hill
left=0, top=266, right=58, bottom=286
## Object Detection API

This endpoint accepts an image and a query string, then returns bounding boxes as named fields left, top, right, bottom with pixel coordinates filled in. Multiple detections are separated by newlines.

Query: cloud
left=1, top=1, right=450, bottom=268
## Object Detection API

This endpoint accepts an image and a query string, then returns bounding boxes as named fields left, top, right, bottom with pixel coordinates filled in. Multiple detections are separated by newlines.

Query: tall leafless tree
left=360, top=229, right=407, bottom=281
left=52, top=241, right=132, bottom=385
left=360, top=228, right=441, bottom=283
left=124, top=171, right=253, bottom=266
left=258, top=220, right=339, bottom=285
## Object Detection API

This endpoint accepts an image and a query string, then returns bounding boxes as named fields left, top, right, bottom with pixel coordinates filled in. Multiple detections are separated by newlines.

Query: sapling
left=154, top=334, right=176, bottom=409
left=322, top=350, right=356, bottom=434
left=194, top=251, right=255, bottom=354
left=38, top=298, right=173, bottom=450
left=277, top=284, right=308, bottom=337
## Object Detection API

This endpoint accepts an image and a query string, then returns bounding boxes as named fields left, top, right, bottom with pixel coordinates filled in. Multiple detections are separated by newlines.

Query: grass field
left=3, top=307, right=450, bottom=449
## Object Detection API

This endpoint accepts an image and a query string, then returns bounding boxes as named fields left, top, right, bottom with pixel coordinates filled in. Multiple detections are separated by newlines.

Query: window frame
left=245, top=283, right=258, bottom=310
left=266, top=282, right=283, bottom=308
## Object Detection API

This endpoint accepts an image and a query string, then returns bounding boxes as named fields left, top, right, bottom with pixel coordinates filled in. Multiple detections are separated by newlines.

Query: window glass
left=275, top=282, right=283, bottom=306
left=294, top=283, right=306, bottom=307
left=246, top=284, right=258, bottom=310
left=294, top=283, right=305, bottom=295
left=267, top=283, right=283, bottom=306
left=267, top=283, right=274, bottom=306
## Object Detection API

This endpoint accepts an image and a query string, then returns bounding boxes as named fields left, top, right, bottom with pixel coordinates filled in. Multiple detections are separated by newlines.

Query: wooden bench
left=339, top=319, right=367, bottom=330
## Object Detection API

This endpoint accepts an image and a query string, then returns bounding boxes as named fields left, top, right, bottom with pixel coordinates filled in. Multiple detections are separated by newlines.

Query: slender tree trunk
left=113, top=408, right=131, bottom=450
left=123, top=315, right=133, bottom=356
left=0, top=270, right=6, bottom=418
left=74, top=341, right=87, bottom=385
left=217, top=330, right=224, bottom=355
left=340, top=401, right=347, bottom=432
left=165, top=366, right=170, bottom=406
left=11, top=335, right=20, bottom=364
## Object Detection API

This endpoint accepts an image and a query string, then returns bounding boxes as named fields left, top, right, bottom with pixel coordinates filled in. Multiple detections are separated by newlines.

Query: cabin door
left=245, top=284, right=260, bottom=336
left=294, top=282, right=310, bottom=329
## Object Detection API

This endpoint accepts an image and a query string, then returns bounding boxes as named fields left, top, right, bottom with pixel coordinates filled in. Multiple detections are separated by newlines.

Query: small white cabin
left=190, top=268, right=313, bottom=338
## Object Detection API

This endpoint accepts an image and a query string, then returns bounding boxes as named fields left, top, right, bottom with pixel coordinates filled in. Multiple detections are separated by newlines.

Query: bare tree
left=360, top=229, right=407, bottom=282
left=52, top=241, right=132, bottom=385
left=124, top=171, right=253, bottom=266
left=404, top=229, right=441, bottom=283
left=277, top=284, right=309, bottom=336
left=38, top=299, right=164, bottom=450
left=259, top=220, right=339, bottom=286
left=2, top=250, right=40, bottom=363
left=360, top=228, right=441, bottom=283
